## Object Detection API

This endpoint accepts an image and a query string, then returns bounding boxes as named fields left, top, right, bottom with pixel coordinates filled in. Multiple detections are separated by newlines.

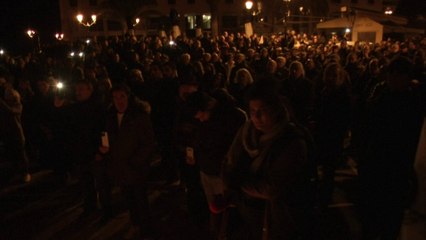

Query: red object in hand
left=209, top=195, right=228, bottom=214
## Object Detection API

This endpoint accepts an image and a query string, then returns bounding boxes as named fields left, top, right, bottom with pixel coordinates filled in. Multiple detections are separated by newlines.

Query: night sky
left=0, top=0, right=61, bottom=55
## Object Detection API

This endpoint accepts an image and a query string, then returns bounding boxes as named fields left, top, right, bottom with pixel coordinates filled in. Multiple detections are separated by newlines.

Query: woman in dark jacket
left=279, top=61, right=315, bottom=127
left=313, top=63, right=352, bottom=207
left=223, top=80, right=316, bottom=240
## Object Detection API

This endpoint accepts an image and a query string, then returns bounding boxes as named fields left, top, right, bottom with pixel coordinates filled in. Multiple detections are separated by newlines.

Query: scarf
left=227, top=119, right=289, bottom=174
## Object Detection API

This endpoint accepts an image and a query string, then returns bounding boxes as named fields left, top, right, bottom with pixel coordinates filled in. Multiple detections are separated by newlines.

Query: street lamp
left=244, top=0, right=262, bottom=36
left=245, top=0, right=262, bottom=14
left=245, top=0, right=254, bottom=10
left=384, top=7, right=393, bottom=15
left=245, top=1, right=262, bottom=18
left=76, top=13, right=97, bottom=27
left=133, top=18, right=140, bottom=27
left=26, top=29, right=41, bottom=53
left=27, top=29, right=36, bottom=38
left=283, top=0, right=291, bottom=31
left=55, top=33, right=64, bottom=40
left=283, top=0, right=291, bottom=15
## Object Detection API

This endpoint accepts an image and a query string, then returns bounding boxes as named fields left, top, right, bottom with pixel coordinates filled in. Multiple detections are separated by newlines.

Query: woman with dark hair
left=313, top=62, right=352, bottom=208
left=223, top=79, right=317, bottom=240
left=229, top=68, right=254, bottom=111
left=279, top=60, right=315, bottom=127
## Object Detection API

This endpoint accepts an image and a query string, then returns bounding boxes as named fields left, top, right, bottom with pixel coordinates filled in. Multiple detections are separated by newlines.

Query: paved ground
left=0, top=158, right=425, bottom=240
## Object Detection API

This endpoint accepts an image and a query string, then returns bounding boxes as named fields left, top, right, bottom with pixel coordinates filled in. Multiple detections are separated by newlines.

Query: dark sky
left=0, top=0, right=61, bottom=55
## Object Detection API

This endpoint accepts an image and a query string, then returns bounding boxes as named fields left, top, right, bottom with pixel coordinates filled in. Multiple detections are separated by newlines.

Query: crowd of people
left=1, top=30, right=425, bottom=240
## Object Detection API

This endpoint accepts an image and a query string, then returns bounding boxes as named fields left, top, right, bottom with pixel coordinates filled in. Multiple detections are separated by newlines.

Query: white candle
left=101, top=132, right=109, bottom=148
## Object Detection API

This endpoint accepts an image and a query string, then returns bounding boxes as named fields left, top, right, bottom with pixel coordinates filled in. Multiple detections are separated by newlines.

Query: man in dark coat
left=358, top=56, right=423, bottom=240
left=99, top=84, right=156, bottom=239
left=68, top=79, right=105, bottom=214
left=186, top=89, right=247, bottom=236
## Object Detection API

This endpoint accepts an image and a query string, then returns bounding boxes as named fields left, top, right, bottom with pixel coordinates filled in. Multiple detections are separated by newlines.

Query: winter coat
left=195, top=97, right=247, bottom=176
left=224, top=121, right=317, bottom=240
left=104, top=98, right=157, bottom=185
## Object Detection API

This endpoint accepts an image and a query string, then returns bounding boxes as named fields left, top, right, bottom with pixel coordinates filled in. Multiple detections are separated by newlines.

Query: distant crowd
left=1, top=30, right=425, bottom=240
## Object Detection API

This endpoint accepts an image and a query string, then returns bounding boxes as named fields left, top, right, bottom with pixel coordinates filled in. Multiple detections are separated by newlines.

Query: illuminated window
left=186, top=16, right=197, bottom=29
left=202, top=15, right=211, bottom=29
left=185, top=15, right=210, bottom=29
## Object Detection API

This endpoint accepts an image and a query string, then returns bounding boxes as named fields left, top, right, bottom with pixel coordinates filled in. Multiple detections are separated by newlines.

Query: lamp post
left=283, top=0, right=291, bottom=32
left=245, top=1, right=263, bottom=19
left=297, top=5, right=312, bottom=35
left=76, top=13, right=97, bottom=27
left=26, top=29, right=41, bottom=54
left=245, top=0, right=262, bottom=36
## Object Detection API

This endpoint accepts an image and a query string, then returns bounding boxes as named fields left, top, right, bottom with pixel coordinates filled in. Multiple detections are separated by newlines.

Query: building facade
left=59, top=0, right=404, bottom=41
left=60, top=0, right=257, bottom=41
left=318, top=0, right=424, bottom=43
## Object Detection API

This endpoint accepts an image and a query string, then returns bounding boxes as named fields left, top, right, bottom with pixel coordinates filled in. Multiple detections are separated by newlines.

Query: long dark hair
left=246, top=77, right=289, bottom=123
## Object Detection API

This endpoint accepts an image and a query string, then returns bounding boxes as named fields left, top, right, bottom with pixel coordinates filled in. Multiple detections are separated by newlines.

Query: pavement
left=0, top=159, right=425, bottom=240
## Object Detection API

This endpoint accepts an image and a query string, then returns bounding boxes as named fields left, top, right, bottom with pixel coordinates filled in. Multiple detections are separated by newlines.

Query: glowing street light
left=76, top=13, right=97, bottom=27
left=0, top=49, right=4, bottom=55
left=55, top=33, right=64, bottom=40
left=133, top=18, right=140, bottom=27
left=384, top=8, right=393, bottom=15
left=26, top=29, right=41, bottom=53
left=245, top=0, right=262, bottom=17
left=27, top=29, right=36, bottom=38
left=56, top=82, right=64, bottom=89
left=245, top=0, right=254, bottom=10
